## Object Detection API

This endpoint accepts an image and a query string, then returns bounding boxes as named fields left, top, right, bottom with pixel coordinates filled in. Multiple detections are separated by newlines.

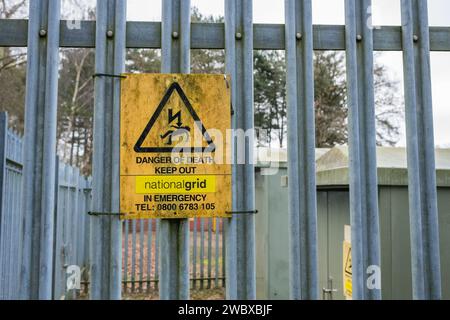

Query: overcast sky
left=66, top=0, right=450, bottom=147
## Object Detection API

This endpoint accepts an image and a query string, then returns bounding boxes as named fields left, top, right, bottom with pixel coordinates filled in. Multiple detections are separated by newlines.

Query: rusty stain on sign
left=120, top=74, right=232, bottom=219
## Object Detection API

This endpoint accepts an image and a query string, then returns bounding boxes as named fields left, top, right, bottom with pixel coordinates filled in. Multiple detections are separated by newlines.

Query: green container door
left=318, top=190, right=350, bottom=300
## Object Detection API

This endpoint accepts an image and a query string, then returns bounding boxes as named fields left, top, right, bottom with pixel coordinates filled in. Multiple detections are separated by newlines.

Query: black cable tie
left=87, top=211, right=124, bottom=217
left=92, top=73, right=127, bottom=79
left=223, top=75, right=234, bottom=116
left=226, top=210, right=258, bottom=215
left=224, top=75, right=230, bottom=89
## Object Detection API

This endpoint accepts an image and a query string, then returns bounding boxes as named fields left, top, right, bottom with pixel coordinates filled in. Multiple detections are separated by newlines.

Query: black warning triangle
left=134, top=82, right=216, bottom=153
left=344, top=247, right=352, bottom=276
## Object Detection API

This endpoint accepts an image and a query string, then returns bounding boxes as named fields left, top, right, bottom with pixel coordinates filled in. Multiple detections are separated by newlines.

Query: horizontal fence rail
left=2, top=20, right=450, bottom=51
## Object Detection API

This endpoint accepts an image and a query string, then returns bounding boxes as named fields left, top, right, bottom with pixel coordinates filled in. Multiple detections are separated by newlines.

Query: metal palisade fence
left=53, top=161, right=92, bottom=299
left=0, top=113, right=24, bottom=300
left=0, top=112, right=224, bottom=299
left=0, top=0, right=445, bottom=300
left=0, top=112, right=92, bottom=299
left=122, top=218, right=225, bottom=295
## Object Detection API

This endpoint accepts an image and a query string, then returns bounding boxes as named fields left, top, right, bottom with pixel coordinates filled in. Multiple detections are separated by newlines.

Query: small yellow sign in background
left=343, top=225, right=352, bottom=300
left=120, top=74, right=232, bottom=219
left=343, top=241, right=352, bottom=299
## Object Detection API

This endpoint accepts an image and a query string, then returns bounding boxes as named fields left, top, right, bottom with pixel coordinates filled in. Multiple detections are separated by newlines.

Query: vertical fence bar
left=10, top=165, right=17, bottom=298
left=215, top=217, right=220, bottom=288
left=82, top=179, right=88, bottom=271
left=5, top=168, right=13, bottom=297
left=5, top=132, right=10, bottom=299
left=64, top=166, right=71, bottom=297
left=0, top=113, right=7, bottom=299
left=83, top=177, right=92, bottom=294
left=155, top=220, right=160, bottom=290
left=1, top=129, right=8, bottom=299
left=158, top=0, right=191, bottom=300
left=200, top=218, right=205, bottom=289
left=222, top=219, right=226, bottom=287
left=76, top=178, right=83, bottom=268
left=77, top=178, right=85, bottom=268
left=146, top=219, right=152, bottom=292
left=344, top=0, right=382, bottom=300
left=68, top=166, right=77, bottom=299
left=139, top=219, right=144, bottom=292
left=53, top=163, right=64, bottom=299
left=17, top=133, right=24, bottom=299
left=123, top=220, right=129, bottom=294
left=71, top=168, right=80, bottom=289
left=284, top=0, right=319, bottom=300
left=400, top=0, right=441, bottom=300
left=131, top=219, right=137, bottom=293
left=192, top=218, right=198, bottom=289
left=13, top=158, right=22, bottom=298
left=225, top=0, right=256, bottom=300
left=90, top=0, right=126, bottom=300
left=83, top=179, right=92, bottom=295
left=2, top=163, right=11, bottom=298
left=12, top=143, right=23, bottom=299
left=80, top=179, right=87, bottom=271
left=7, top=170, right=14, bottom=299
left=83, top=179, right=91, bottom=277
left=20, top=0, right=60, bottom=300
left=207, top=218, right=212, bottom=289
left=51, top=158, right=58, bottom=299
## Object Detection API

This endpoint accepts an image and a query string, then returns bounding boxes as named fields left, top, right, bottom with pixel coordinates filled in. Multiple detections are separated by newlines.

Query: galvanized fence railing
left=0, top=0, right=446, bottom=300
left=0, top=109, right=224, bottom=299
left=122, top=218, right=225, bottom=295
left=0, top=113, right=24, bottom=300
left=53, top=161, right=92, bottom=299
left=0, top=110, right=225, bottom=299
left=0, top=112, right=92, bottom=300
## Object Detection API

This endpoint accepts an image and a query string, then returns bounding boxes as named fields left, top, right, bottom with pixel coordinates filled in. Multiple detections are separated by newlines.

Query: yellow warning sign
left=343, top=240, right=352, bottom=299
left=120, top=74, right=232, bottom=219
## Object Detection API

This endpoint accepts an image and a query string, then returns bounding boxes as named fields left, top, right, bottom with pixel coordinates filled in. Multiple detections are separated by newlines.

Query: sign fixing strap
left=92, top=73, right=127, bottom=79
left=226, top=210, right=258, bottom=215
left=87, top=211, right=125, bottom=218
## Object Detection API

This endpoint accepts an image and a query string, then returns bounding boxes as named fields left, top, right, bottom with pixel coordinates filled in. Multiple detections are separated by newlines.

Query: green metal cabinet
left=255, top=166, right=290, bottom=299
